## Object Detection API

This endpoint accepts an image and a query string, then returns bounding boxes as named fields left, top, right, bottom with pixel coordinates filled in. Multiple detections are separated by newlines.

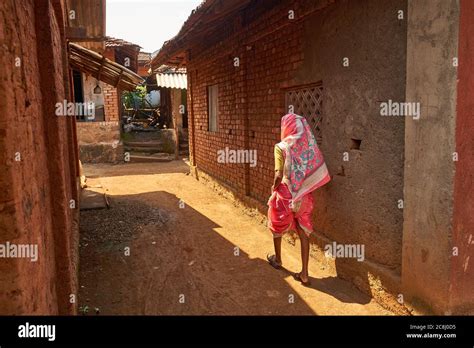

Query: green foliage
left=79, top=305, right=89, bottom=315
left=121, top=132, right=133, bottom=142
left=122, top=85, right=147, bottom=109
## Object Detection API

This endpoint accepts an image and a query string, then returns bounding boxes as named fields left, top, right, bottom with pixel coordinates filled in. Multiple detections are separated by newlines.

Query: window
left=207, top=84, right=218, bottom=132
left=285, top=83, right=323, bottom=144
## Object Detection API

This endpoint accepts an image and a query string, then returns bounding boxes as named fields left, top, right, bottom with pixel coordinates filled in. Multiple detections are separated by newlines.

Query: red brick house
left=151, top=0, right=474, bottom=314
left=138, top=51, right=152, bottom=77
left=75, top=37, right=142, bottom=163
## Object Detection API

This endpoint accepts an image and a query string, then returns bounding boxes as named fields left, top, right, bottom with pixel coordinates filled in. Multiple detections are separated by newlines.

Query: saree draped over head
left=268, top=113, right=330, bottom=236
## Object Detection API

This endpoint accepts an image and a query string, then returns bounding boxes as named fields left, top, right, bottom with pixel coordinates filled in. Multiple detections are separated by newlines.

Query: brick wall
left=103, top=83, right=120, bottom=121
left=187, top=0, right=328, bottom=199
left=85, top=45, right=120, bottom=122
left=0, top=0, right=79, bottom=314
left=186, top=0, right=408, bottom=310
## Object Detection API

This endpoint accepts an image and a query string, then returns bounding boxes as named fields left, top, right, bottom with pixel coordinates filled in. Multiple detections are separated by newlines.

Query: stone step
left=123, top=141, right=163, bottom=148
left=124, top=146, right=163, bottom=153
left=128, top=152, right=174, bottom=163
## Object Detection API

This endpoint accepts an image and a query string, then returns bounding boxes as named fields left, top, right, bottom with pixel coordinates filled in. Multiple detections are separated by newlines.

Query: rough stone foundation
left=77, top=121, right=123, bottom=163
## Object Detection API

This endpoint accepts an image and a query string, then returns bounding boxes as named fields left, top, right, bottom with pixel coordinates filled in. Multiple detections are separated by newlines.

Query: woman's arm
left=272, top=170, right=283, bottom=191
left=272, top=145, right=284, bottom=191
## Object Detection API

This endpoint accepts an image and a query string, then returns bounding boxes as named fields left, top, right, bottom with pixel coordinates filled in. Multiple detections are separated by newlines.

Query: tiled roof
left=105, top=36, right=141, bottom=48
left=155, top=65, right=186, bottom=74
left=138, top=52, right=152, bottom=62
left=151, top=0, right=252, bottom=69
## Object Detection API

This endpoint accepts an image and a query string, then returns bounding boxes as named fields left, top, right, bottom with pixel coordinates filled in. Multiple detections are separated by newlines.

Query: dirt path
left=79, top=161, right=392, bottom=315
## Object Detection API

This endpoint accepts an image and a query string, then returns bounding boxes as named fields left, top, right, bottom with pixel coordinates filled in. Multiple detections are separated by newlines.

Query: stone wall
left=77, top=121, right=123, bottom=163
left=402, top=0, right=474, bottom=315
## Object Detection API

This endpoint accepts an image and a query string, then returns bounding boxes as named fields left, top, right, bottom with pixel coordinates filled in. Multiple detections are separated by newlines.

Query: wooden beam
left=115, top=69, right=124, bottom=88
left=97, top=56, right=106, bottom=80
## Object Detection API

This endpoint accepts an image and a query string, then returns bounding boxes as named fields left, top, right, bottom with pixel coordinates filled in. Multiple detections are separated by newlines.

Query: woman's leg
left=297, top=227, right=310, bottom=282
left=295, top=194, right=313, bottom=283
left=273, top=235, right=282, bottom=264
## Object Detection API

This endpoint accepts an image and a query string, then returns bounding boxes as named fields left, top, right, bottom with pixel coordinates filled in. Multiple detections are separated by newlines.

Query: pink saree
left=268, top=113, right=330, bottom=237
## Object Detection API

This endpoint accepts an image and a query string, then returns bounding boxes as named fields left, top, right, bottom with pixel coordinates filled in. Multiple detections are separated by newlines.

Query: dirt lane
left=78, top=161, right=392, bottom=315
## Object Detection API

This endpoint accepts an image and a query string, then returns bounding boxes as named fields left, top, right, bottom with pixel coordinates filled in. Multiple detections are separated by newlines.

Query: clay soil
left=78, top=161, right=392, bottom=315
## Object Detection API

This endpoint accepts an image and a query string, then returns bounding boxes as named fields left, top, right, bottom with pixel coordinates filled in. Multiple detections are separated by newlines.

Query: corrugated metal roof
left=156, top=72, right=187, bottom=89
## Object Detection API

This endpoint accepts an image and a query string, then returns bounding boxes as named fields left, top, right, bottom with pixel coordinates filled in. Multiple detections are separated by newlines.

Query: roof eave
left=69, top=43, right=145, bottom=91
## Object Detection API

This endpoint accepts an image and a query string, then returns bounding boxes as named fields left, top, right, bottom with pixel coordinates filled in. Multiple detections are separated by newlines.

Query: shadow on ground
left=79, top=191, right=319, bottom=314
left=79, top=188, right=373, bottom=315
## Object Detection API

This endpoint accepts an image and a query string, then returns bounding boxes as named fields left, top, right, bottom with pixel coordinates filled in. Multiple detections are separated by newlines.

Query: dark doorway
left=72, top=70, right=85, bottom=121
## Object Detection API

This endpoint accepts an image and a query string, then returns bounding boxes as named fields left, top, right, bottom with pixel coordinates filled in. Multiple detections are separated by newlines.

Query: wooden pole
left=173, top=89, right=179, bottom=160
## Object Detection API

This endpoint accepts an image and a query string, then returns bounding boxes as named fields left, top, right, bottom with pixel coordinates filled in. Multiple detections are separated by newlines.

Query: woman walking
left=267, top=113, right=330, bottom=286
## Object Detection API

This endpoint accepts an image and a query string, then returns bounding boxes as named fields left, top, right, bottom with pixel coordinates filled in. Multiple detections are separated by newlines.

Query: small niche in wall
left=350, top=138, right=362, bottom=150
left=336, top=165, right=345, bottom=176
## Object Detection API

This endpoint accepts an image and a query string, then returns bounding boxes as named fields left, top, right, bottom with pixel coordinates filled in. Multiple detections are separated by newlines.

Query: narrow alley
left=2, top=2, right=474, bottom=344
left=79, top=161, right=390, bottom=315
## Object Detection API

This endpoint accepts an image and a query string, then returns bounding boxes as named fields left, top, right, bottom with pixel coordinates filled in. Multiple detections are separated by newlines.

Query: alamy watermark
left=0, top=242, right=38, bottom=262
left=55, top=100, right=95, bottom=119
left=324, top=241, right=365, bottom=262
left=217, top=147, right=257, bottom=167
left=380, top=100, right=420, bottom=120
left=18, top=322, right=55, bottom=341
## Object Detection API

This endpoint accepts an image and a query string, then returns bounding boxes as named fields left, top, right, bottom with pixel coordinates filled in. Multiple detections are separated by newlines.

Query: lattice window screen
left=285, top=85, right=323, bottom=144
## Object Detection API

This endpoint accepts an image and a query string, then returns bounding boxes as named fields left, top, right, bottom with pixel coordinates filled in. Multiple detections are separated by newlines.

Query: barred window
left=285, top=84, right=323, bottom=144
left=207, top=84, right=219, bottom=132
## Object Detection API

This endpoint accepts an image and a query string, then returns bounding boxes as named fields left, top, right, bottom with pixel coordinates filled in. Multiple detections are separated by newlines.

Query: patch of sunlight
left=96, top=174, right=175, bottom=196
left=282, top=276, right=323, bottom=314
